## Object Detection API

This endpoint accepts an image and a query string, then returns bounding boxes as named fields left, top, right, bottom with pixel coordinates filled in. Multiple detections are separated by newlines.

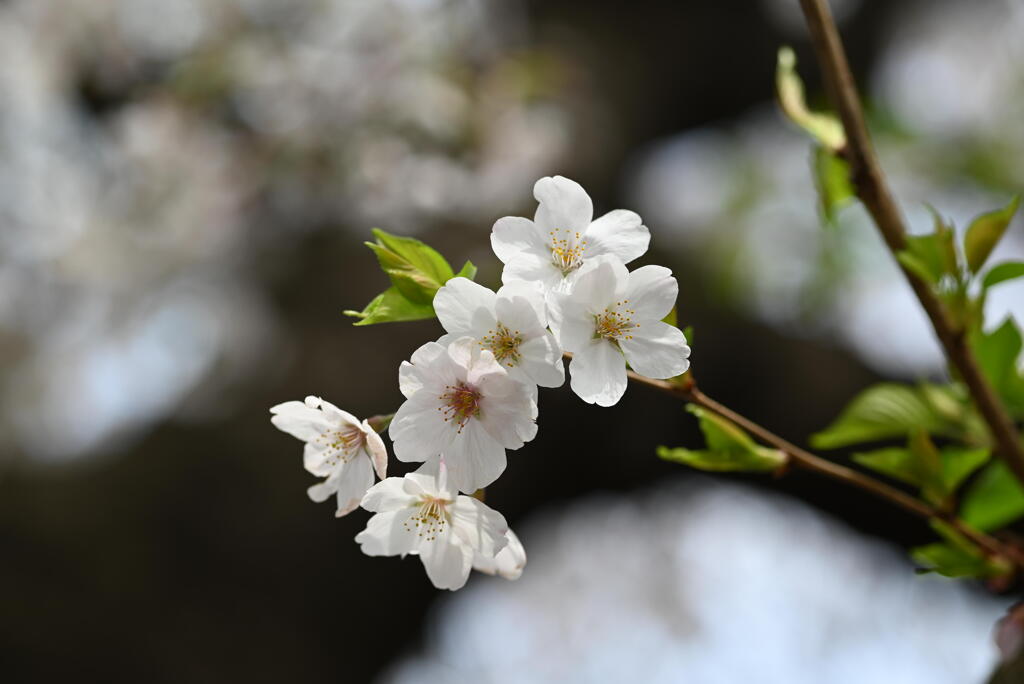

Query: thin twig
left=797, top=0, right=1024, bottom=488
left=601, top=359, right=1024, bottom=566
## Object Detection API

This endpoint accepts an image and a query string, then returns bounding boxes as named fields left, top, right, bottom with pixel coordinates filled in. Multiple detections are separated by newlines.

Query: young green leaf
left=911, top=519, right=1011, bottom=579
left=964, top=195, right=1020, bottom=273
left=812, top=145, right=853, bottom=224
left=898, top=230, right=958, bottom=286
left=657, top=445, right=786, bottom=472
left=961, top=461, right=1024, bottom=531
left=657, top=405, right=786, bottom=473
left=982, top=261, right=1024, bottom=290
left=853, top=437, right=988, bottom=506
left=365, top=228, right=456, bottom=305
left=969, top=318, right=1024, bottom=414
left=343, top=286, right=436, bottom=326
left=911, top=542, right=1002, bottom=579
left=775, top=47, right=846, bottom=151
left=852, top=447, right=920, bottom=486
left=454, top=260, right=478, bottom=280
left=811, top=383, right=959, bottom=449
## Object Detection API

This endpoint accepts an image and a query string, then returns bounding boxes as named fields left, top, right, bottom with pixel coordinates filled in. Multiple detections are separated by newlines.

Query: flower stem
left=796, top=0, right=1024, bottom=490
left=574, top=353, right=1024, bottom=567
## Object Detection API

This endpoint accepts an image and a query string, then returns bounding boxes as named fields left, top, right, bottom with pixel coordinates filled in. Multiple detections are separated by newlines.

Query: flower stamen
left=480, top=324, right=523, bottom=367
left=403, top=495, right=451, bottom=542
left=438, top=382, right=482, bottom=432
left=594, top=300, right=637, bottom=341
left=314, top=424, right=365, bottom=467
left=549, top=229, right=587, bottom=275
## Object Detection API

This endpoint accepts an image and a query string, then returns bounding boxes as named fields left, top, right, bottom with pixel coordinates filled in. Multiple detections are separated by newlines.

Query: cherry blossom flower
left=391, top=337, right=537, bottom=493
left=549, top=255, right=691, bottom=406
left=270, top=396, right=388, bottom=517
left=473, top=529, right=527, bottom=580
left=491, top=175, right=650, bottom=298
left=355, top=468, right=509, bottom=591
left=433, top=277, right=564, bottom=389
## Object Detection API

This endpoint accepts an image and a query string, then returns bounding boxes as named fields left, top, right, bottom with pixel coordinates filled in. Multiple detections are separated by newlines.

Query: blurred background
left=2, top=0, right=1023, bottom=681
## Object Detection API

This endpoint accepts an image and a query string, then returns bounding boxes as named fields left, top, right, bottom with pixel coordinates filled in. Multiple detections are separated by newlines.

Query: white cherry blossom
left=355, top=468, right=509, bottom=591
left=391, top=337, right=537, bottom=494
left=549, top=255, right=691, bottom=407
left=270, top=396, right=388, bottom=517
left=433, top=277, right=564, bottom=389
left=473, top=529, right=527, bottom=580
left=491, top=175, right=650, bottom=298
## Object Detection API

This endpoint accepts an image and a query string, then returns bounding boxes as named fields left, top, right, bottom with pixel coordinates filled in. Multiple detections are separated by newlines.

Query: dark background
left=0, top=0, right=990, bottom=682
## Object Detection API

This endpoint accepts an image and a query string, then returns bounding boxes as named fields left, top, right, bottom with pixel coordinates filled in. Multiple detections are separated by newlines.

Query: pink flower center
left=439, top=382, right=482, bottom=432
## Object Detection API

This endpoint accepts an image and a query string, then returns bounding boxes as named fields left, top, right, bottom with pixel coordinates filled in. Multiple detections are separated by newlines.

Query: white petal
left=474, top=529, right=527, bottom=580
left=491, top=216, right=548, bottom=264
left=620, top=321, right=691, bottom=379
left=443, top=419, right=508, bottom=493
left=516, top=334, right=565, bottom=388
left=501, top=254, right=562, bottom=293
left=533, top=176, right=593, bottom=234
left=360, top=476, right=417, bottom=512
left=362, top=421, right=388, bottom=480
left=306, top=451, right=374, bottom=517
left=625, top=265, right=678, bottom=322
left=496, top=281, right=548, bottom=332
left=585, top=209, right=650, bottom=265
left=390, top=393, right=457, bottom=462
left=433, top=277, right=498, bottom=336
left=303, top=441, right=348, bottom=476
left=570, top=255, right=629, bottom=314
left=399, top=341, right=452, bottom=399
left=398, top=361, right=420, bottom=399
left=449, top=496, right=508, bottom=558
left=418, top=532, right=473, bottom=590
left=546, top=292, right=595, bottom=353
left=476, top=374, right=537, bottom=448
left=355, top=508, right=420, bottom=557
left=569, top=338, right=628, bottom=407
left=316, top=399, right=361, bottom=429
left=269, top=401, right=332, bottom=442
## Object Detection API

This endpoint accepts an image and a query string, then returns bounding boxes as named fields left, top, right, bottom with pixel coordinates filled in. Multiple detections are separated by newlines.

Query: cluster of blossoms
left=271, top=176, right=691, bottom=590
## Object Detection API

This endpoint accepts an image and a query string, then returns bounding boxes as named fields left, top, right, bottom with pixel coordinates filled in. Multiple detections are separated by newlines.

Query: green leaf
left=982, top=261, right=1024, bottom=290
left=655, top=446, right=782, bottom=473
left=939, top=446, right=991, bottom=494
left=896, top=210, right=959, bottom=285
left=343, top=286, right=436, bottom=326
left=853, top=447, right=921, bottom=487
left=911, top=542, right=1000, bottom=578
left=964, top=195, right=1020, bottom=273
left=365, top=228, right=456, bottom=304
left=911, top=519, right=1010, bottom=579
left=853, top=438, right=988, bottom=505
left=969, top=318, right=1024, bottom=414
left=657, top=445, right=786, bottom=472
left=812, top=145, right=853, bottom=224
left=682, top=325, right=694, bottom=346
left=454, top=260, right=478, bottom=280
left=811, top=383, right=958, bottom=449
left=657, top=405, right=786, bottom=473
left=961, top=461, right=1024, bottom=531
left=775, top=47, right=846, bottom=151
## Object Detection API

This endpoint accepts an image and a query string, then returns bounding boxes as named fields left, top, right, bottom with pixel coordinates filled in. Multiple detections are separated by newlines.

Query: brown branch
left=602, top=360, right=1024, bottom=567
left=797, top=0, right=1024, bottom=488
